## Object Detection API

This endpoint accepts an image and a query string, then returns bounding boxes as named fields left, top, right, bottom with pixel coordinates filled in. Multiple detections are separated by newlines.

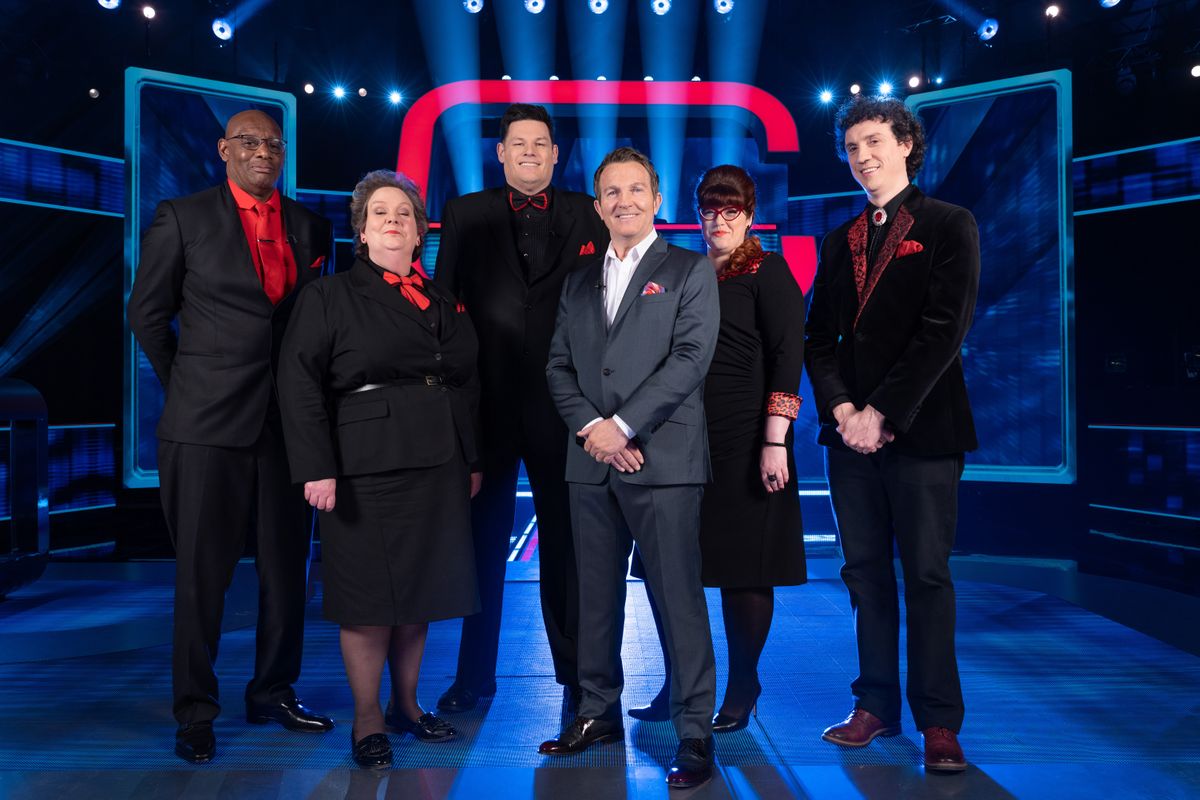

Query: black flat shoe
left=175, top=722, right=215, bottom=764
left=385, top=706, right=458, bottom=742
left=713, top=684, right=761, bottom=734
left=628, top=686, right=671, bottom=722
left=436, top=682, right=494, bottom=713
left=351, top=731, right=392, bottom=769
left=246, top=698, right=334, bottom=732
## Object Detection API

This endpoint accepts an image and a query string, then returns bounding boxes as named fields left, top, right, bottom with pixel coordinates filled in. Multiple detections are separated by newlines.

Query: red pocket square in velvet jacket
left=896, top=240, right=924, bottom=258
left=309, top=255, right=326, bottom=270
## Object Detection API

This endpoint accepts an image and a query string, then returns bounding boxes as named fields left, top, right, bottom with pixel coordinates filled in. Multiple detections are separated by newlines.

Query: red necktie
left=254, top=202, right=287, bottom=305
left=509, top=190, right=549, bottom=212
left=382, top=269, right=431, bottom=310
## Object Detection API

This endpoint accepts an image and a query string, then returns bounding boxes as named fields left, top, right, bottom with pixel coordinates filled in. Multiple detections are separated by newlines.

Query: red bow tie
left=509, top=190, right=549, bottom=212
left=382, top=269, right=431, bottom=311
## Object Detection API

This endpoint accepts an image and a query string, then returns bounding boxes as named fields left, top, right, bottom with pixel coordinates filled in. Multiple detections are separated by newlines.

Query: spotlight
left=389, top=90, right=402, bottom=104
left=501, top=74, right=512, bottom=80
left=691, top=75, right=701, bottom=81
left=88, top=88, right=100, bottom=99
left=908, top=75, right=921, bottom=89
left=97, top=0, right=120, bottom=9
left=714, top=0, right=734, bottom=13
left=357, top=87, right=367, bottom=97
left=590, top=0, right=608, bottom=13
left=976, top=18, right=998, bottom=41
left=525, top=0, right=545, bottom=12
left=303, top=83, right=315, bottom=94
left=1192, top=65, right=1200, bottom=78
left=333, top=85, right=346, bottom=99
left=1099, top=0, right=1120, bottom=7
left=879, top=81, right=893, bottom=96
left=651, top=0, right=671, bottom=15
left=1045, top=4, right=1060, bottom=18
left=463, top=0, right=483, bottom=12
left=142, top=5, right=155, bottom=19
left=644, top=75, right=654, bottom=81
left=597, top=75, right=607, bottom=80
left=819, top=89, right=833, bottom=104
left=934, top=75, right=944, bottom=85
left=211, top=18, right=233, bottom=41
left=850, top=83, right=861, bottom=95
left=549, top=75, right=559, bottom=80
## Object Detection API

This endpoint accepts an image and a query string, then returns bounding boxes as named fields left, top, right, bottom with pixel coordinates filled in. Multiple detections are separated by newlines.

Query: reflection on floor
left=1, top=563, right=1198, bottom=799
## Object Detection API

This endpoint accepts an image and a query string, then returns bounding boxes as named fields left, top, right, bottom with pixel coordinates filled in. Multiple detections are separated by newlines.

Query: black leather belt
left=345, top=376, right=447, bottom=394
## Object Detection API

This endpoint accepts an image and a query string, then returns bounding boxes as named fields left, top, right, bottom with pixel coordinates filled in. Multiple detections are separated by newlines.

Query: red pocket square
left=641, top=281, right=665, bottom=296
left=896, top=240, right=924, bottom=258
left=579, top=241, right=596, bottom=256
left=309, top=255, right=326, bottom=270
left=455, top=301, right=466, bottom=313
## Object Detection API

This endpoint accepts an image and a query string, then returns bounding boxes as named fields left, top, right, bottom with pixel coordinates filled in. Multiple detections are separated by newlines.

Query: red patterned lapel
left=848, top=210, right=869, bottom=305
left=854, top=204, right=915, bottom=329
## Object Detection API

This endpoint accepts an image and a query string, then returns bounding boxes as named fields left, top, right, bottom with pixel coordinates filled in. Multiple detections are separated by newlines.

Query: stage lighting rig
left=652, top=0, right=671, bottom=15
left=525, top=0, right=545, bottom=13
left=976, top=18, right=999, bottom=41
left=819, top=89, right=833, bottom=103
left=1100, top=0, right=1121, bottom=7
left=211, top=18, right=233, bottom=41
left=590, top=0, right=608, bottom=13
left=97, top=0, right=120, bottom=9
left=142, top=5, right=155, bottom=19
left=714, top=0, right=734, bottom=13
left=463, top=0, right=483, bottom=13
left=1045, top=5, right=1060, bottom=18
left=850, top=83, right=861, bottom=95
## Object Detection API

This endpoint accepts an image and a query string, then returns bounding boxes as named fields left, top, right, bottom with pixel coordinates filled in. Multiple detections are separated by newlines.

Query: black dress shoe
left=628, top=688, right=671, bottom=722
left=385, top=703, right=457, bottom=742
left=538, top=716, right=624, bottom=755
left=667, top=737, right=714, bottom=789
left=175, top=722, right=215, bottom=764
left=246, top=698, right=334, bottom=732
left=436, top=682, right=496, bottom=713
left=351, top=731, right=392, bottom=769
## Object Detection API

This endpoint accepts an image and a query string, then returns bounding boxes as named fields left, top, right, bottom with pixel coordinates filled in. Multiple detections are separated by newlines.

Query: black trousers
left=453, top=425, right=579, bottom=691
left=826, top=447, right=965, bottom=732
left=158, top=418, right=311, bottom=725
left=570, top=478, right=715, bottom=741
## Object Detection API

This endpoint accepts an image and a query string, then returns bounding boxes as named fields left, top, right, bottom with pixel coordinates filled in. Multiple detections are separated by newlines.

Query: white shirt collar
left=604, top=228, right=658, bottom=266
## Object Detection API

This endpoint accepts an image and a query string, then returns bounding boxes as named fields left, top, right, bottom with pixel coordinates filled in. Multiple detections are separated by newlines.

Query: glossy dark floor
left=0, top=562, right=1198, bottom=799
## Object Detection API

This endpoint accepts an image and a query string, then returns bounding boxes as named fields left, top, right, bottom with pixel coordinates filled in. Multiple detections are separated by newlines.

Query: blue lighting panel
left=0, top=138, right=123, bottom=217
left=123, top=68, right=296, bottom=488
left=0, top=424, right=115, bottom=520
left=1074, top=136, right=1200, bottom=216
left=909, top=71, right=1076, bottom=484
left=786, top=191, right=863, bottom=237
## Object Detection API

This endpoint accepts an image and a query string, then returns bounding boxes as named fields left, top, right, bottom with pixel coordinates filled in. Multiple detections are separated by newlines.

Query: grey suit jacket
left=546, top=235, right=719, bottom=486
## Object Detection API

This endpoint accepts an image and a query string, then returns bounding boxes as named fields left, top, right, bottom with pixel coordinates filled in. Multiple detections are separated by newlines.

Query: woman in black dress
left=631, top=165, right=806, bottom=732
left=278, top=170, right=481, bottom=768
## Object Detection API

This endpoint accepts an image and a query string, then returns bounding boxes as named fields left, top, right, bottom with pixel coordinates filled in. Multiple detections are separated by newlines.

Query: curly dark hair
left=348, top=170, right=429, bottom=262
left=593, top=146, right=660, bottom=200
left=499, top=103, right=555, bottom=143
left=833, top=95, right=926, bottom=179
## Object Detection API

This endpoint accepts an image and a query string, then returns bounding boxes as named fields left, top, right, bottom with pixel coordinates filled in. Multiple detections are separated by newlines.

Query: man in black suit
left=434, top=104, right=609, bottom=713
left=127, top=110, right=334, bottom=763
left=541, top=147, right=719, bottom=790
left=804, top=96, right=979, bottom=773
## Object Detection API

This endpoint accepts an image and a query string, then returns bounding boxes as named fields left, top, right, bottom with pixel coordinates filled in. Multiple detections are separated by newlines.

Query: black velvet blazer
left=804, top=187, right=980, bottom=456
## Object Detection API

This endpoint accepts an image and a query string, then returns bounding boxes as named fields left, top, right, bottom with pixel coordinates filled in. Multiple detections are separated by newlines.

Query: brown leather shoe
left=922, top=727, right=967, bottom=772
left=538, top=716, right=623, bottom=755
left=821, top=708, right=901, bottom=747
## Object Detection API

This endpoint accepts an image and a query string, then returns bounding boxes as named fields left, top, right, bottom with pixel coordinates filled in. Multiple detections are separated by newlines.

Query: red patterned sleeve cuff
left=766, top=392, right=802, bottom=420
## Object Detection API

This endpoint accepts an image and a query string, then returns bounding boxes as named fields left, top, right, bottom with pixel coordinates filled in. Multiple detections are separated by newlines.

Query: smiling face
left=594, top=160, right=663, bottom=253
left=359, top=187, right=419, bottom=270
left=700, top=206, right=753, bottom=260
left=218, top=110, right=283, bottom=202
left=843, top=118, right=913, bottom=205
left=497, top=119, right=558, bottom=195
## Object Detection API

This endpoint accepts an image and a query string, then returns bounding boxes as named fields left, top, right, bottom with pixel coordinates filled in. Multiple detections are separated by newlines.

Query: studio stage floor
left=0, top=561, right=1198, bottom=800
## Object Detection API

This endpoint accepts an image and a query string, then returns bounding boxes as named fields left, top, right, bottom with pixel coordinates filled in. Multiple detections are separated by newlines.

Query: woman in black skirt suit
left=631, top=165, right=806, bottom=732
left=278, top=170, right=481, bottom=768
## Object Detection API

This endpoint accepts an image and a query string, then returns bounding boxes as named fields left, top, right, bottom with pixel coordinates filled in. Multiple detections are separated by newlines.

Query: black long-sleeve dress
left=699, top=250, right=807, bottom=587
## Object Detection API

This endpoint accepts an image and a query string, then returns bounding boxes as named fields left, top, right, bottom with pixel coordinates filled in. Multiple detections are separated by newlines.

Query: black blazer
left=804, top=187, right=979, bottom=456
left=127, top=182, right=332, bottom=447
left=276, top=258, right=480, bottom=483
left=434, top=187, right=609, bottom=437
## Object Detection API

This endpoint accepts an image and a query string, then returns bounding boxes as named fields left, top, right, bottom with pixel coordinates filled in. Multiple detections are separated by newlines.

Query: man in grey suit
left=540, top=147, right=719, bottom=790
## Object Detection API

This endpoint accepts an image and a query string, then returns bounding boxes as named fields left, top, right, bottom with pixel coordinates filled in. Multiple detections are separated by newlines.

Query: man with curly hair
left=805, top=95, right=980, bottom=773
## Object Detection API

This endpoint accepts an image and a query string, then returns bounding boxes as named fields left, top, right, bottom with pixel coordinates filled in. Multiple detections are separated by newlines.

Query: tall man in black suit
left=804, top=96, right=980, bottom=773
left=128, top=110, right=334, bottom=763
left=434, top=104, right=608, bottom=712
left=541, top=147, right=719, bottom=790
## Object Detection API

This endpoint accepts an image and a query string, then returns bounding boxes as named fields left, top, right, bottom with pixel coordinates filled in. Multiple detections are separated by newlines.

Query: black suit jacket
left=434, top=187, right=609, bottom=444
left=276, top=258, right=480, bottom=483
left=805, top=187, right=979, bottom=456
left=128, top=182, right=332, bottom=447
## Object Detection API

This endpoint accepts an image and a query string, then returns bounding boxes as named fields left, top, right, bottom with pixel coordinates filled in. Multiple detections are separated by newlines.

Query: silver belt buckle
left=350, top=383, right=384, bottom=394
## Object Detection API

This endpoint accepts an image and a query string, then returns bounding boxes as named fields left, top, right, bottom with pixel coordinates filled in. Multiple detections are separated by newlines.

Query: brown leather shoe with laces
left=821, top=708, right=901, bottom=747
left=922, top=726, right=967, bottom=772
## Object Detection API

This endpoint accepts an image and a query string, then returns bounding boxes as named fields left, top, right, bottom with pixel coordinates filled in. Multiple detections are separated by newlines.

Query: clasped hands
left=577, top=418, right=644, bottom=473
left=833, top=402, right=895, bottom=455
